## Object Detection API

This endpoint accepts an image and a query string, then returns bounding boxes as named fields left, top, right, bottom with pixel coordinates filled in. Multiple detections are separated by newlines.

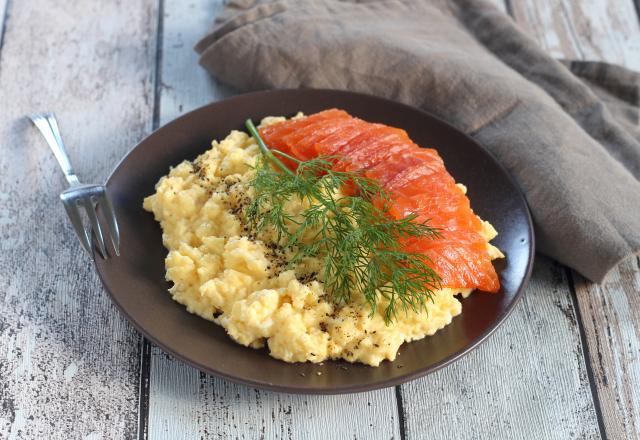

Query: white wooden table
left=1, top=1, right=638, bottom=438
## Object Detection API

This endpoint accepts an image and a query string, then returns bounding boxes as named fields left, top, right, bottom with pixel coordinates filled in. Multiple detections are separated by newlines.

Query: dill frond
left=244, top=119, right=441, bottom=324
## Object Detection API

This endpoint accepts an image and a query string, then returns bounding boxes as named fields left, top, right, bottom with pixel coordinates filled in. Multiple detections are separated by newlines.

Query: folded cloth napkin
left=195, top=0, right=640, bottom=283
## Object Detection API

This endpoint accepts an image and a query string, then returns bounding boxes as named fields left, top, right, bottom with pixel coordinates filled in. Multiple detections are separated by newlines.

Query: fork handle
left=30, top=112, right=80, bottom=186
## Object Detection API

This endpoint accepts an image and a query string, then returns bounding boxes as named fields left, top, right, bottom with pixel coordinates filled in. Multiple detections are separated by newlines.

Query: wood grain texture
left=573, top=260, right=640, bottom=439
left=399, top=257, right=601, bottom=440
left=151, top=352, right=400, bottom=439
left=0, top=0, right=158, bottom=438
left=510, top=0, right=640, bottom=70
left=508, top=2, right=640, bottom=439
left=147, top=1, right=400, bottom=438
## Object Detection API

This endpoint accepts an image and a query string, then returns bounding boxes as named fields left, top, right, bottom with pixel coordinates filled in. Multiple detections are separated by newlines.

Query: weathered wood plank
left=401, top=257, right=601, bottom=439
left=0, top=0, right=159, bottom=438
left=152, top=352, right=400, bottom=439
left=573, top=259, right=640, bottom=439
left=510, top=0, right=640, bottom=70
left=508, top=1, right=640, bottom=438
left=147, top=1, right=401, bottom=438
left=154, top=0, right=235, bottom=122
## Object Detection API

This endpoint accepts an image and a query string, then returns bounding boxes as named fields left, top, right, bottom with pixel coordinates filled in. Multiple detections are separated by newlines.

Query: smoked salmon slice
left=260, top=109, right=350, bottom=160
left=259, top=109, right=500, bottom=293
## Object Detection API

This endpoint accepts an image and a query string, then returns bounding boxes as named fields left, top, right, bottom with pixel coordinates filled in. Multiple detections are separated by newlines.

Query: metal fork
left=29, top=113, right=120, bottom=259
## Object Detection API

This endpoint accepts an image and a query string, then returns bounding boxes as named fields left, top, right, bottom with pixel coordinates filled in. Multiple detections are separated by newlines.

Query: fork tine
left=82, top=197, right=108, bottom=258
left=62, top=198, right=92, bottom=256
left=97, top=191, right=120, bottom=256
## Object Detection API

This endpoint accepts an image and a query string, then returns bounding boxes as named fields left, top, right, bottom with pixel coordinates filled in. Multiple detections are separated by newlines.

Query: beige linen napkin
left=195, top=0, right=640, bottom=283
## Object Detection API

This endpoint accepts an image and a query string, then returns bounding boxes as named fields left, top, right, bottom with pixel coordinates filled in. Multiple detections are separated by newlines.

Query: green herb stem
left=246, top=119, right=294, bottom=176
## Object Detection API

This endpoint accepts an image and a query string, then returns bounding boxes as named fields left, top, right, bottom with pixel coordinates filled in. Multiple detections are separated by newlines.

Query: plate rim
left=96, top=88, right=536, bottom=394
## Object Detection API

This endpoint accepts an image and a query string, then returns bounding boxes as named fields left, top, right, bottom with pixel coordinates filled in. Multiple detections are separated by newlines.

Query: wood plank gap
left=565, top=266, right=607, bottom=440
left=558, top=2, right=586, bottom=59
left=137, top=337, right=152, bottom=440
left=152, top=0, right=165, bottom=131
left=503, top=0, right=514, bottom=18
left=138, top=1, right=165, bottom=438
left=0, top=0, right=11, bottom=66
left=394, top=386, right=407, bottom=440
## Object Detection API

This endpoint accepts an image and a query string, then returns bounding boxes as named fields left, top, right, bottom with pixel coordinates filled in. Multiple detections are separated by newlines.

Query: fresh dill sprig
left=244, top=119, right=442, bottom=324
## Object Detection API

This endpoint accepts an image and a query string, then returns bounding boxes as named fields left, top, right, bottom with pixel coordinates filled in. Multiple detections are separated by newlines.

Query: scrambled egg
left=143, top=117, right=503, bottom=366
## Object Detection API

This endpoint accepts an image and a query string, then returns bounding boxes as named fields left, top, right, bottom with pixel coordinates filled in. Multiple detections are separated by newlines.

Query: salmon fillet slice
left=258, top=109, right=500, bottom=292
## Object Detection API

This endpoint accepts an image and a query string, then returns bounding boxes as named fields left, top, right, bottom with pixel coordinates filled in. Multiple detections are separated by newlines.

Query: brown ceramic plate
left=94, top=89, right=534, bottom=394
